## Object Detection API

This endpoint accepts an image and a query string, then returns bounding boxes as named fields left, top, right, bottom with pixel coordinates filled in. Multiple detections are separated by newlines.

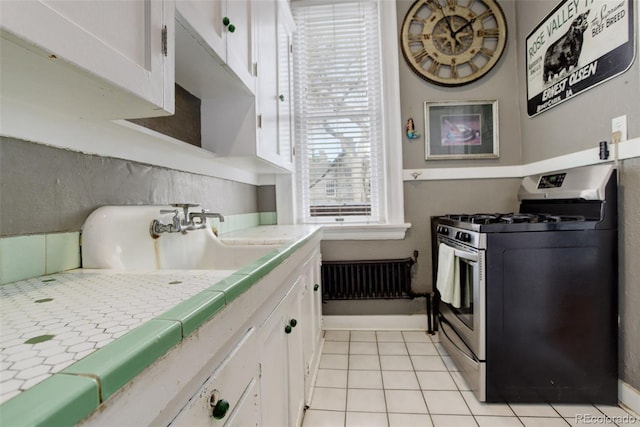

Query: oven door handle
left=453, top=249, right=478, bottom=263
left=439, top=241, right=479, bottom=262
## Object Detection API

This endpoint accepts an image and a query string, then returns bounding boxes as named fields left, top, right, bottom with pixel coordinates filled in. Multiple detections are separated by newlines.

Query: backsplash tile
left=0, top=235, right=46, bottom=285
left=1, top=212, right=275, bottom=284
left=260, top=211, right=277, bottom=225
left=46, top=232, right=80, bottom=275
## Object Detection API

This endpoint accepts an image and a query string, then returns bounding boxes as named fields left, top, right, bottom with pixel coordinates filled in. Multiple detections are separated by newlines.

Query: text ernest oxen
left=538, top=60, right=597, bottom=112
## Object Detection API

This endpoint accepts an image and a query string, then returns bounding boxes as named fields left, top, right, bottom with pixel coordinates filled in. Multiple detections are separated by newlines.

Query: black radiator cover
left=321, top=258, right=414, bottom=300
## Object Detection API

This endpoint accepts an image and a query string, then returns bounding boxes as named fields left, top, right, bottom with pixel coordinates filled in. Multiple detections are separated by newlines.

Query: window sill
left=320, top=223, right=412, bottom=240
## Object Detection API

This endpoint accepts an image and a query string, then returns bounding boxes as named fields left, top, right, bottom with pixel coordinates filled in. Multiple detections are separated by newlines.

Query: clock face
left=401, top=0, right=508, bottom=86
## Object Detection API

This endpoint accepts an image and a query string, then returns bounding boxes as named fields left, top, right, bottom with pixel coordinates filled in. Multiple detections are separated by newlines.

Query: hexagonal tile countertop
left=0, top=225, right=322, bottom=416
left=0, top=270, right=234, bottom=405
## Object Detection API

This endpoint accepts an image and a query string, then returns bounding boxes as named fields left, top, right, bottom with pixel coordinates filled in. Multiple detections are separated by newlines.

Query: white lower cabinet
left=169, top=328, right=260, bottom=427
left=301, top=253, right=323, bottom=404
left=171, top=249, right=322, bottom=427
left=258, top=276, right=305, bottom=427
left=257, top=291, right=290, bottom=426
left=286, top=278, right=306, bottom=427
left=257, top=249, right=322, bottom=427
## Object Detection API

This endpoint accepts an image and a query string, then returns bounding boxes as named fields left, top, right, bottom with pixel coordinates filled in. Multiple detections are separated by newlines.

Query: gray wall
left=0, top=137, right=259, bottom=236
left=399, top=0, right=522, bottom=169
left=322, top=0, right=640, bottom=390
left=619, top=157, right=640, bottom=392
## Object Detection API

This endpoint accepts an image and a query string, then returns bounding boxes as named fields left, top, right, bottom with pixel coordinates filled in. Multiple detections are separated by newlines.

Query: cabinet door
left=287, top=279, right=305, bottom=427
left=176, top=0, right=227, bottom=61
left=276, top=2, right=295, bottom=169
left=169, top=328, right=259, bottom=427
left=225, top=0, right=256, bottom=92
left=222, top=377, right=260, bottom=427
left=255, top=0, right=279, bottom=164
left=258, top=296, right=289, bottom=427
left=0, top=0, right=174, bottom=115
left=255, top=0, right=295, bottom=171
left=301, top=252, right=323, bottom=403
left=311, top=253, right=323, bottom=346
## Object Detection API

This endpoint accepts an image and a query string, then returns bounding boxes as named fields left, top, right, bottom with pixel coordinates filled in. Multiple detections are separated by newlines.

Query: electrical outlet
left=611, top=115, right=627, bottom=144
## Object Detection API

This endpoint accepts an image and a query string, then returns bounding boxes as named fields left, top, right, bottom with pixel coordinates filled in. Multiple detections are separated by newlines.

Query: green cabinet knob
left=228, top=24, right=236, bottom=33
left=222, top=16, right=230, bottom=26
left=289, top=318, right=297, bottom=328
left=314, top=284, right=319, bottom=291
left=279, top=94, right=285, bottom=102
left=212, top=399, right=230, bottom=419
left=285, top=325, right=292, bottom=334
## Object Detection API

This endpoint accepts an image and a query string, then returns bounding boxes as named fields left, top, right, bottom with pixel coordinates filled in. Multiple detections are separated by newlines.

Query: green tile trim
left=206, top=274, right=257, bottom=304
left=0, top=234, right=46, bottom=285
left=235, top=250, right=284, bottom=283
left=62, top=319, right=182, bottom=402
left=156, top=291, right=226, bottom=338
left=0, top=374, right=99, bottom=427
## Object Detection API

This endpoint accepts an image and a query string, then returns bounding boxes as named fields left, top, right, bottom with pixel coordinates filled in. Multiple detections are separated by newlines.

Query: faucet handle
left=170, top=203, right=200, bottom=225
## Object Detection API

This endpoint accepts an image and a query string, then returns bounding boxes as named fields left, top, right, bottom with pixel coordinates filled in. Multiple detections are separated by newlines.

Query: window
left=292, top=0, right=387, bottom=225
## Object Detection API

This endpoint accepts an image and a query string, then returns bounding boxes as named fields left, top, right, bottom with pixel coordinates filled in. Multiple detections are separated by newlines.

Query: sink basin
left=82, top=206, right=279, bottom=270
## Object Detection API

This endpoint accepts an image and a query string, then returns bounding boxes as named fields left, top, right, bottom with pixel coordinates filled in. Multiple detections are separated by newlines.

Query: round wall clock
left=401, top=0, right=508, bottom=87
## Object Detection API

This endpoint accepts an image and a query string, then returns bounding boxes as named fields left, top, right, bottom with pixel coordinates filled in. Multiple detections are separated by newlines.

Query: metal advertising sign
left=526, top=0, right=635, bottom=117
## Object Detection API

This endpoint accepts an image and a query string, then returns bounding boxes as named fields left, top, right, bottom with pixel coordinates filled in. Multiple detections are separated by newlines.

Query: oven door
left=436, top=238, right=486, bottom=360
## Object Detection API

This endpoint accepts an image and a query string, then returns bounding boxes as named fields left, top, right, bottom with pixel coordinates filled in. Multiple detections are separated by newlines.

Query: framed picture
left=424, top=100, right=499, bottom=160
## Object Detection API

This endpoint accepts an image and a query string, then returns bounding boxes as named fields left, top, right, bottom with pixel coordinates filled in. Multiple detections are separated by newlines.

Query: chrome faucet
left=150, top=204, right=224, bottom=238
left=189, top=210, right=225, bottom=225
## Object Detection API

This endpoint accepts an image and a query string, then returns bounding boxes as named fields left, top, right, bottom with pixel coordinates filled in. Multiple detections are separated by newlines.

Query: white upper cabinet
left=0, top=0, right=175, bottom=118
left=255, top=0, right=295, bottom=171
left=176, top=0, right=256, bottom=93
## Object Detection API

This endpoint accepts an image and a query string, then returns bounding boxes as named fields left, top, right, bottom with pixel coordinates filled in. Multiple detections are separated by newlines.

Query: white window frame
left=276, top=0, right=409, bottom=240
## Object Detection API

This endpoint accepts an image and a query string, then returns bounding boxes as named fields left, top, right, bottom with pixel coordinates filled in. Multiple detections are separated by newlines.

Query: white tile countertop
left=0, top=225, right=322, bottom=407
left=0, top=270, right=233, bottom=404
left=219, top=224, right=323, bottom=245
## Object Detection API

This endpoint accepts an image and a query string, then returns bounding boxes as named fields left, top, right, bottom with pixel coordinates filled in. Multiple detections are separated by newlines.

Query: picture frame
left=424, top=100, right=499, bottom=160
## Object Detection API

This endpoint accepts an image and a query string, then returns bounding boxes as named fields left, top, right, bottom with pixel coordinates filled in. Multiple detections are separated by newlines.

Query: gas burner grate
left=444, top=213, right=588, bottom=225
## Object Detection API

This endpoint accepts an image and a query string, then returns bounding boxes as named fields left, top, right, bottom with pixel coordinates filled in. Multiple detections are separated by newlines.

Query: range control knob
left=437, top=226, right=449, bottom=235
left=459, top=232, right=472, bottom=242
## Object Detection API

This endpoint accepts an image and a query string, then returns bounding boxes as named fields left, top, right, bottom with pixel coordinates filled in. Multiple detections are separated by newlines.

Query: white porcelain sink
left=82, top=206, right=279, bottom=270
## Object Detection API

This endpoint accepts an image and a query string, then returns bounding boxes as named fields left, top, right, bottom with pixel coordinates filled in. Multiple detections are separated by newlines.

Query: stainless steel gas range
left=433, top=164, right=618, bottom=404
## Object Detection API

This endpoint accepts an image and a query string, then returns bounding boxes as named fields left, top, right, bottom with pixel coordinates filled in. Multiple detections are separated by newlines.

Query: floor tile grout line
left=344, top=330, right=350, bottom=427
left=373, top=331, right=390, bottom=426
left=403, top=332, right=437, bottom=427
left=314, top=331, right=633, bottom=427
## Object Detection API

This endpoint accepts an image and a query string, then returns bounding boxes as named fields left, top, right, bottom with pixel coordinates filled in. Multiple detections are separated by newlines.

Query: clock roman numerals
left=413, top=48, right=430, bottom=64
left=475, top=9, right=494, bottom=22
left=479, top=47, right=495, bottom=58
left=478, top=28, right=500, bottom=37
left=428, top=60, right=442, bottom=75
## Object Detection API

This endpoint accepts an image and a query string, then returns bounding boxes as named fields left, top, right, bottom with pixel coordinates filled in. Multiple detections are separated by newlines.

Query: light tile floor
left=302, top=330, right=639, bottom=427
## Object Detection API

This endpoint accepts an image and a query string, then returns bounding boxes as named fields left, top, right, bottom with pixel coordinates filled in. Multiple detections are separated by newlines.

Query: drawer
left=170, top=328, right=259, bottom=426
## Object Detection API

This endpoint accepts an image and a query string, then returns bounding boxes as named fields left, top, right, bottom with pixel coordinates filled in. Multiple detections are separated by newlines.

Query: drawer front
left=170, top=327, right=259, bottom=426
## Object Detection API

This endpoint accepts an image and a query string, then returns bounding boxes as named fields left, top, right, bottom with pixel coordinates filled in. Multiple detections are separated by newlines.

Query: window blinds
left=292, top=0, right=385, bottom=224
